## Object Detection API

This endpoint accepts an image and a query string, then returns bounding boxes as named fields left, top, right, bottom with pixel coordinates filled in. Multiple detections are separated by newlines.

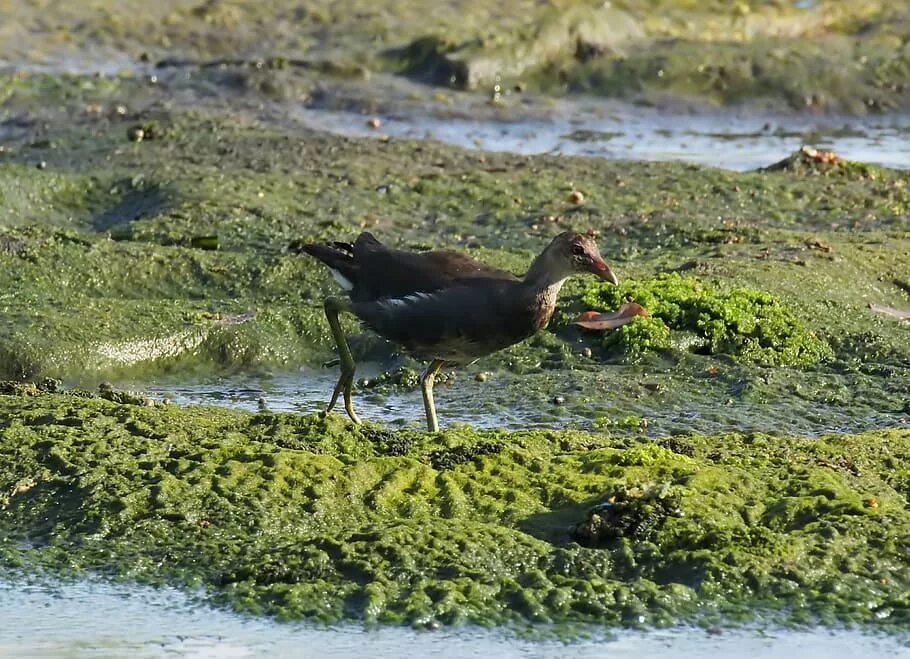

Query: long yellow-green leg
left=323, top=297, right=361, bottom=424
left=420, top=359, right=446, bottom=432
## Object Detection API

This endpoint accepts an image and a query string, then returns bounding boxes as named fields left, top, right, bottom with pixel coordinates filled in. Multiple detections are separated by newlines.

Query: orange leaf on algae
left=801, top=145, right=842, bottom=165
left=573, top=302, right=649, bottom=330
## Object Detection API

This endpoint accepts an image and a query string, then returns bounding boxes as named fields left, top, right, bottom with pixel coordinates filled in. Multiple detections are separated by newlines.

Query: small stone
left=36, top=160, right=46, bottom=170
left=475, top=371, right=491, bottom=383
left=581, top=347, right=593, bottom=359
left=567, top=190, right=585, bottom=205
left=40, top=377, right=62, bottom=393
left=553, top=395, right=565, bottom=405
left=98, top=382, right=113, bottom=392
left=114, top=104, right=128, bottom=116
left=366, top=117, right=381, bottom=129
left=127, top=126, right=144, bottom=143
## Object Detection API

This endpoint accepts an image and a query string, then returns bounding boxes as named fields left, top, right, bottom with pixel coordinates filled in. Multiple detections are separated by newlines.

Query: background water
left=2, top=577, right=908, bottom=659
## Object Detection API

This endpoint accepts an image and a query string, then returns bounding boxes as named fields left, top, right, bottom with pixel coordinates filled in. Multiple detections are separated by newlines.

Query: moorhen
left=297, top=231, right=618, bottom=431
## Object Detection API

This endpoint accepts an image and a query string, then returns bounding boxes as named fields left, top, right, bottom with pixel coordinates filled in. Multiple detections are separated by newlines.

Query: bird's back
left=297, top=232, right=519, bottom=303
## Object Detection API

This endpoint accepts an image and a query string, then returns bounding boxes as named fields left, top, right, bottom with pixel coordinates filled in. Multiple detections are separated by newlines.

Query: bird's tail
left=288, top=240, right=358, bottom=291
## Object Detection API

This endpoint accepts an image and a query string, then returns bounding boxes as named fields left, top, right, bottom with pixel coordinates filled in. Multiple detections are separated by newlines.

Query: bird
left=295, top=230, right=618, bottom=431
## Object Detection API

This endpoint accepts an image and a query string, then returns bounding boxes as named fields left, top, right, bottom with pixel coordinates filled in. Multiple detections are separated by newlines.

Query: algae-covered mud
left=0, top=78, right=907, bottom=433
left=1, top=68, right=909, bottom=632
left=2, top=389, right=910, bottom=629
left=4, top=1, right=910, bottom=112
left=1, top=0, right=910, bottom=643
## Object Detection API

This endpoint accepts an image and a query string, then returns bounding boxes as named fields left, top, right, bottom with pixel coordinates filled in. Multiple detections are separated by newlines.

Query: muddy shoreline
left=4, top=1, right=910, bottom=113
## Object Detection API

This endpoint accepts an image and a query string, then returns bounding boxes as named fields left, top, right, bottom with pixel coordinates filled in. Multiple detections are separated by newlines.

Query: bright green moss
left=582, top=273, right=833, bottom=365
left=1, top=390, right=909, bottom=630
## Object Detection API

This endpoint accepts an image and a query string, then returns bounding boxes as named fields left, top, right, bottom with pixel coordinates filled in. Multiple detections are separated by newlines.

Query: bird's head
left=546, top=230, right=619, bottom=285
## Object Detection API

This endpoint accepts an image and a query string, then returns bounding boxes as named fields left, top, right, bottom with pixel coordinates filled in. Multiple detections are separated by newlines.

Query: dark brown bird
left=297, top=231, right=618, bottom=431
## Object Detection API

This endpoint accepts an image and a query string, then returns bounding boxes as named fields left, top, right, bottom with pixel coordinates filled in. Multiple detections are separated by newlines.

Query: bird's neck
left=523, top=250, right=569, bottom=293
left=522, top=252, right=569, bottom=329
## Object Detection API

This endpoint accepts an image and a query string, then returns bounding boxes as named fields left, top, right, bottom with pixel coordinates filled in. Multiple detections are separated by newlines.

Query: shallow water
left=1, top=576, right=908, bottom=659
left=290, top=101, right=910, bottom=171
left=109, top=366, right=909, bottom=437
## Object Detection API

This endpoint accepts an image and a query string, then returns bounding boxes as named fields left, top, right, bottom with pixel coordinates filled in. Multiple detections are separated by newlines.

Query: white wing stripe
left=378, top=292, right=436, bottom=311
left=329, top=268, right=354, bottom=291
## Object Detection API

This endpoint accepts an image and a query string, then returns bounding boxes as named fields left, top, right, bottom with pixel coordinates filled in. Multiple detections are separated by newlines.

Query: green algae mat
left=1, top=389, right=909, bottom=628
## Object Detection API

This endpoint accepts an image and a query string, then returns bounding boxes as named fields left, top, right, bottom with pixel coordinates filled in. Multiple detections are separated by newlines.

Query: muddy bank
left=1, top=77, right=908, bottom=376
left=4, top=1, right=910, bottom=111
left=1, top=387, right=909, bottom=628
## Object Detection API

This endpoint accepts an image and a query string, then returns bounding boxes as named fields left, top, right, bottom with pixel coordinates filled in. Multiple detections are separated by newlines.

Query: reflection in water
left=1, top=576, right=908, bottom=659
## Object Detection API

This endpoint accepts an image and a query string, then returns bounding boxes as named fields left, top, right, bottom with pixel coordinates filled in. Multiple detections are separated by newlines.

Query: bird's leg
left=420, top=359, right=446, bottom=432
left=323, top=296, right=361, bottom=424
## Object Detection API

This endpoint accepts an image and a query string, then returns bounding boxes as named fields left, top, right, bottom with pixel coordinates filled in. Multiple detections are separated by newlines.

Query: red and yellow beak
left=591, top=257, right=619, bottom=285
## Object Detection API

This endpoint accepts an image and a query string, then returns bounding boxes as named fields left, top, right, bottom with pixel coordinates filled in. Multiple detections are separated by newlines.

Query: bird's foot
left=326, top=367, right=360, bottom=425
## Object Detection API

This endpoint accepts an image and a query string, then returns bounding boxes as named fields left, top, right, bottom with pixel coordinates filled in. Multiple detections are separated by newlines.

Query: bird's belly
left=403, top=336, right=492, bottom=363
left=403, top=328, right=536, bottom=364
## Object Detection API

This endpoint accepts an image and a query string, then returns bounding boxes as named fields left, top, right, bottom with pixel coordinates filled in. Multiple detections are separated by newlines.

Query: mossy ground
left=1, top=389, right=909, bottom=628
left=0, top=70, right=907, bottom=435
left=1, top=72, right=908, bottom=379
left=581, top=273, right=833, bottom=365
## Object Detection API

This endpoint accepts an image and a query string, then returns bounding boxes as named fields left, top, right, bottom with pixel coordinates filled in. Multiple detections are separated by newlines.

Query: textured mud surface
left=1, top=388, right=909, bottom=629
left=4, top=1, right=910, bottom=112
left=1, top=78, right=907, bottom=434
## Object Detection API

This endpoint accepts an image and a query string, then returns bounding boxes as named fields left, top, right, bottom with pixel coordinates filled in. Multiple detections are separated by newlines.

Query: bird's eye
left=571, top=244, right=585, bottom=256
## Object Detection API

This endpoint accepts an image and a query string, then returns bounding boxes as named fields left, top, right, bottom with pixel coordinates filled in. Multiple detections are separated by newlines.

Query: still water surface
left=1, top=577, right=908, bottom=659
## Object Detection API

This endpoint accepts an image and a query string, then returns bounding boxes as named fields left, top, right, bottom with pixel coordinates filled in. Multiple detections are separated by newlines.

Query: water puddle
left=107, top=366, right=909, bottom=437
left=115, top=367, right=539, bottom=430
left=289, top=102, right=910, bottom=171
left=1, top=576, right=907, bottom=659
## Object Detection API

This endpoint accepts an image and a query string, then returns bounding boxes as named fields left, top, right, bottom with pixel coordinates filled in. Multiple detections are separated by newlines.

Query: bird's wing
left=300, top=232, right=519, bottom=302
left=422, top=251, right=520, bottom=282
left=353, top=280, right=532, bottom=360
